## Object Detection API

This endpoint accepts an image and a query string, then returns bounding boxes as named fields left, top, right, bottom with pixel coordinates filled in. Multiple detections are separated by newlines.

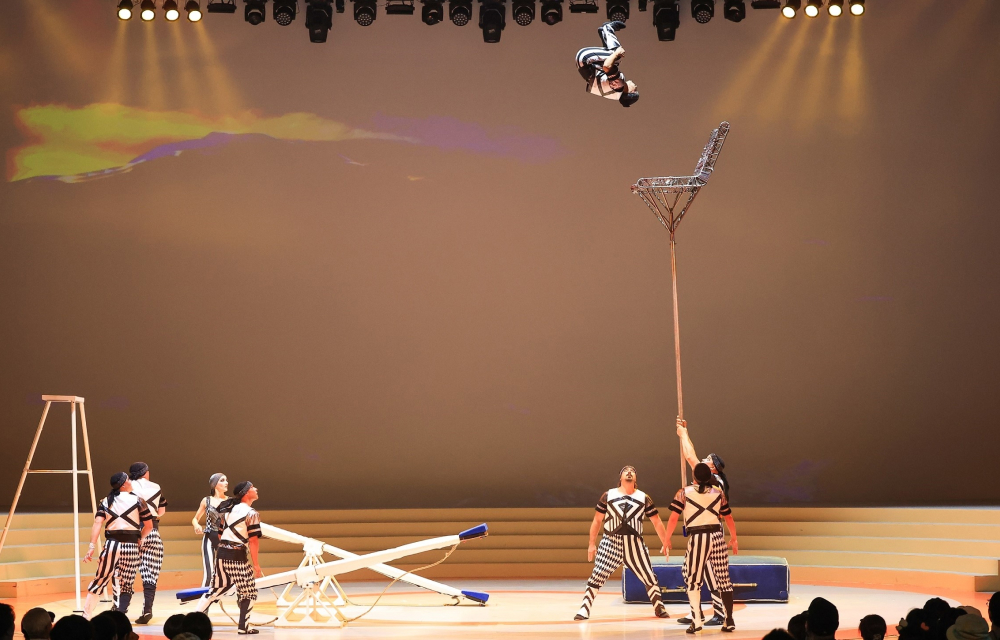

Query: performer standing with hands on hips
left=575, top=466, right=671, bottom=621
left=676, top=417, right=736, bottom=626
left=197, top=481, right=263, bottom=635
left=664, top=463, right=739, bottom=633
left=192, top=473, right=229, bottom=588
left=128, top=462, right=167, bottom=625
left=83, top=472, right=153, bottom=619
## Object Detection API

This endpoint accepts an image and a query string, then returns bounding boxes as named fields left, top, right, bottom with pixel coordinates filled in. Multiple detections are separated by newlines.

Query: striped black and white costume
left=87, top=492, right=152, bottom=613
left=669, top=484, right=733, bottom=627
left=577, top=488, right=666, bottom=619
left=200, top=496, right=224, bottom=588
left=199, top=501, right=261, bottom=631
left=131, top=478, right=167, bottom=588
left=575, top=22, right=629, bottom=102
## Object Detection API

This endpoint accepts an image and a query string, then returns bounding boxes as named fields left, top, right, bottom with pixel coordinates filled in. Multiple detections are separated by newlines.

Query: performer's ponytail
left=107, top=472, right=128, bottom=505
left=708, top=453, right=729, bottom=501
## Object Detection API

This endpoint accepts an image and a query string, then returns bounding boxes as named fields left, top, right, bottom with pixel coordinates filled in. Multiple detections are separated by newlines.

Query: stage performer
left=676, top=417, right=737, bottom=626
left=83, top=472, right=154, bottom=619
left=192, top=473, right=229, bottom=588
left=197, top=481, right=262, bottom=635
left=575, top=465, right=671, bottom=621
left=664, top=463, right=738, bottom=633
left=128, top=462, right=167, bottom=624
left=575, top=21, right=640, bottom=108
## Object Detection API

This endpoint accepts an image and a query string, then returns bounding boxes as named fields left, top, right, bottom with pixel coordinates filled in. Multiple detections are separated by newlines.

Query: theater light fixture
left=386, top=0, right=416, bottom=14
left=206, top=0, right=238, bottom=12
left=781, top=0, right=798, bottom=17
left=244, top=0, right=266, bottom=23
left=804, top=0, right=820, bottom=16
left=306, top=0, right=333, bottom=40
left=184, top=0, right=203, bottom=19
left=653, top=0, right=679, bottom=40
left=691, top=0, right=713, bottom=22
left=479, top=0, right=505, bottom=42
left=568, top=0, right=598, bottom=13
left=540, top=0, right=562, bottom=23
left=723, top=0, right=744, bottom=21
left=749, top=0, right=779, bottom=6
left=273, top=0, right=296, bottom=23
left=512, top=0, right=535, bottom=25
left=449, top=0, right=472, bottom=24
left=848, top=0, right=863, bottom=14
left=162, top=0, right=179, bottom=19
left=827, top=0, right=842, bottom=14
left=422, top=0, right=444, bottom=22
left=353, top=0, right=376, bottom=24
left=140, top=0, right=157, bottom=20
left=606, top=0, right=628, bottom=22
left=118, top=0, right=134, bottom=19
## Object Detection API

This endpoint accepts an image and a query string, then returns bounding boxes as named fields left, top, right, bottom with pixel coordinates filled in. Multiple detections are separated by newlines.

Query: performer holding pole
left=83, top=473, right=153, bottom=619
left=675, top=417, right=736, bottom=625
left=575, top=466, right=671, bottom=621
left=192, top=473, right=229, bottom=588
left=128, top=462, right=167, bottom=624
left=197, top=481, right=262, bottom=635
left=664, top=463, right=738, bottom=633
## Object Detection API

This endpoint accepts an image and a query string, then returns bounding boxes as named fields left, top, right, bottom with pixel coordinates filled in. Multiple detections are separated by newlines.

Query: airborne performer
left=575, top=21, right=640, bottom=108
left=575, top=466, right=671, bottom=621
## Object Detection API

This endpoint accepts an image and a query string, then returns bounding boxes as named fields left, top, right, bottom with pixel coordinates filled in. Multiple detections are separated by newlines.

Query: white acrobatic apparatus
left=179, top=523, right=489, bottom=628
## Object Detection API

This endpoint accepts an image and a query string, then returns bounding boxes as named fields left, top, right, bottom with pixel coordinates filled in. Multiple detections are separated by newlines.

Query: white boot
left=686, top=590, right=704, bottom=633
left=83, top=592, right=101, bottom=619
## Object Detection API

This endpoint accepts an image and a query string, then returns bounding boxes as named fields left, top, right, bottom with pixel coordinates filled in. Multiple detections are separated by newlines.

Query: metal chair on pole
left=0, top=396, right=97, bottom=612
left=631, top=122, right=730, bottom=489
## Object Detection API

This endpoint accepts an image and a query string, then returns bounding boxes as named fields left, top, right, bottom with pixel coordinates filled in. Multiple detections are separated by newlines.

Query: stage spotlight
left=184, top=0, right=203, bottom=19
left=244, top=0, right=266, bottom=23
left=540, top=0, right=562, bottom=23
left=804, top=0, right=820, bottom=16
left=723, top=0, right=744, bottom=21
left=306, top=0, right=333, bottom=40
left=826, top=0, right=841, bottom=14
left=749, top=0, right=778, bottom=6
left=164, top=0, right=180, bottom=19
left=653, top=0, right=679, bottom=40
left=118, top=0, right=134, bottom=19
left=512, top=0, right=535, bottom=25
left=353, top=0, right=376, bottom=24
left=479, top=0, right=505, bottom=42
left=848, top=0, right=862, bottom=14
left=606, top=0, right=628, bottom=22
left=449, top=0, right=472, bottom=24
left=206, top=0, right=238, bottom=12
left=386, top=0, right=416, bottom=14
left=422, top=0, right=444, bottom=22
left=691, top=0, right=713, bottom=22
left=140, top=0, right=156, bottom=20
left=568, top=0, right=598, bottom=12
left=781, top=0, right=798, bottom=17
left=273, top=0, right=296, bottom=22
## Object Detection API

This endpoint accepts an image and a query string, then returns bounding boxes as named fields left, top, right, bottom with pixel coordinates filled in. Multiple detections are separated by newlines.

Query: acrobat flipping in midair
left=575, top=21, right=640, bottom=108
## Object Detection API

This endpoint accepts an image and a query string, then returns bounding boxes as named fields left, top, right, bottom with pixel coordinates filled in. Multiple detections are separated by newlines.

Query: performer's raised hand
left=587, top=543, right=597, bottom=562
left=676, top=417, right=687, bottom=436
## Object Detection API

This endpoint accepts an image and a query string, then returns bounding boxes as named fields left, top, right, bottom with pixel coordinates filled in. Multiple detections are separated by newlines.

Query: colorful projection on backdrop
left=7, top=103, right=567, bottom=183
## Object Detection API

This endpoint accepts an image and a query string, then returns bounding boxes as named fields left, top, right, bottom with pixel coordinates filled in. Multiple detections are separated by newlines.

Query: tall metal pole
left=71, top=403, right=82, bottom=612
left=669, top=235, right=686, bottom=490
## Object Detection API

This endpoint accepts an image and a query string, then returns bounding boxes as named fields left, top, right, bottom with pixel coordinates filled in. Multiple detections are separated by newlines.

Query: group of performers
left=577, top=418, right=738, bottom=632
left=82, top=467, right=263, bottom=634
left=79, top=419, right=731, bottom=634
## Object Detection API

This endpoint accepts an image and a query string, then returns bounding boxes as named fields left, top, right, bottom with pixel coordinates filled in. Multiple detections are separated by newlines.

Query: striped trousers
left=578, top=534, right=665, bottom=618
left=575, top=24, right=622, bottom=74
left=87, top=539, right=140, bottom=608
left=683, top=530, right=732, bottom=623
left=138, top=528, right=164, bottom=588
left=201, top=532, right=220, bottom=588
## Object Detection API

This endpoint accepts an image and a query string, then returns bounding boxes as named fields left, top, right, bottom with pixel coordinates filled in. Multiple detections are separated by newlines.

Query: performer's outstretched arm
left=676, top=417, right=700, bottom=471
left=649, top=513, right=672, bottom=556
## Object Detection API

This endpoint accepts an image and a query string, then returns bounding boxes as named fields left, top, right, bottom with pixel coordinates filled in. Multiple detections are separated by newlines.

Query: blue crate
left=623, top=555, right=789, bottom=603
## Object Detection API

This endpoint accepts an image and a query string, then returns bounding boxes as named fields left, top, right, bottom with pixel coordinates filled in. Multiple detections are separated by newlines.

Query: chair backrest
left=692, top=121, right=730, bottom=183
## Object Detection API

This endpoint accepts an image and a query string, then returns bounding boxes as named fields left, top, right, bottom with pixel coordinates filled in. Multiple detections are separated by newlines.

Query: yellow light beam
left=192, top=22, right=244, bottom=114
left=168, top=20, right=203, bottom=111
left=21, top=0, right=93, bottom=78
left=756, top=18, right=814, bottom=123
left=837, top=15, right=867, bottom=132
left=795, top=17, right=838, bottom=133
left=710, top=19, right=790, bottom=121
left=143, top=21, right=168, bottom=109
left=103, top=20, right=130, bottom=105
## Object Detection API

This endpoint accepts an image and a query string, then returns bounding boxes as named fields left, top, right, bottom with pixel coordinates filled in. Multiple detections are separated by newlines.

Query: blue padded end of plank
left=459, top=523, right=489, bottom=540
left=461, top=590, right=490, bottom=604
left=176, top=587, right=209, bottom=602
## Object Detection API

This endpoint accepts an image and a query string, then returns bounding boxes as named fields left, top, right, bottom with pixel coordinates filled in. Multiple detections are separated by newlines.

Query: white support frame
left=0, top=396, right=97, bottom=612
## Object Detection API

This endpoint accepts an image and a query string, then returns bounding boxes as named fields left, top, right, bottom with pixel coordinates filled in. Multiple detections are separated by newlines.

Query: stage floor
left=34, top=580, right=975, bottom=639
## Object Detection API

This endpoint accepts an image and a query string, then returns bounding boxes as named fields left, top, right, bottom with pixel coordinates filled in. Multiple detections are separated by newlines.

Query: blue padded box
left=623, top=555, right=789, bottom=604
